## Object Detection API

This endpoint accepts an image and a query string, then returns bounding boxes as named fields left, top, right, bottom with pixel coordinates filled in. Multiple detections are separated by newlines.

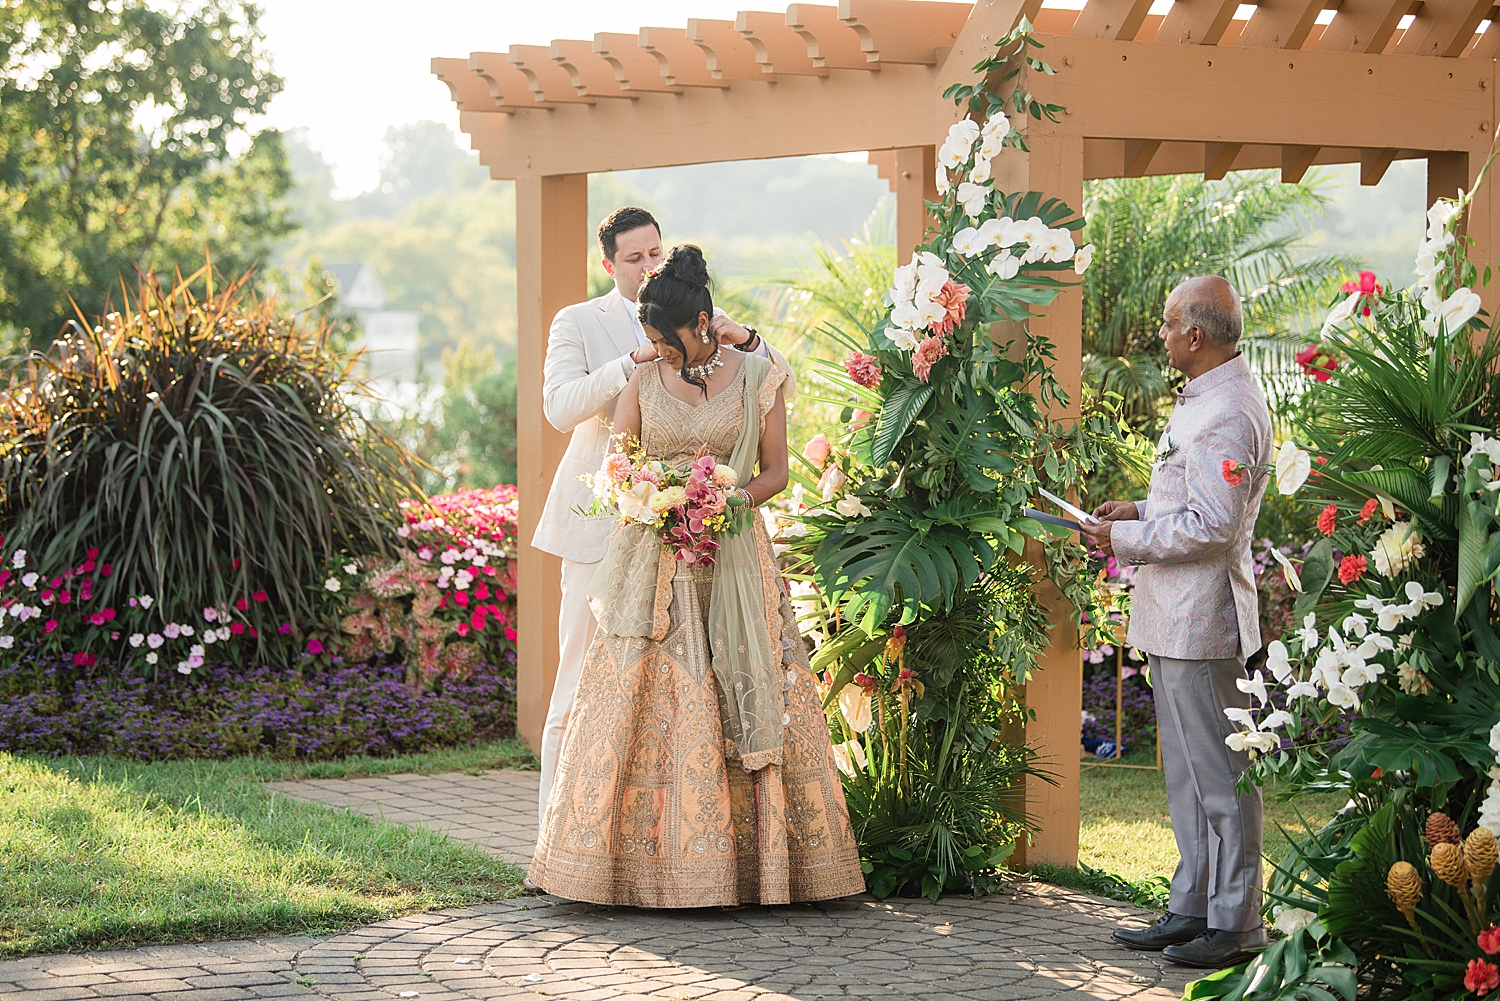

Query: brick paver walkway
left=0, top=769, right=1199, bottom=1001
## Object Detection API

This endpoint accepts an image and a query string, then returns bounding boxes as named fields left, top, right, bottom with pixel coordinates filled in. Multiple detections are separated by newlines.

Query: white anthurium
left=838, top=683, right=873, bottom=733
left=1320, top=290, right=1364, bottom=336
left=1270, top=548, right=1302, bottom=593
left=1274, top=440, right=1312, bottom=495
left=1423, top=287, right=1483, bottom=336
left=951, top=226, right=988, bottom=257
left=935, top=164, right=951, bottom=196
left=986, top=253, right=1021, bottom=280
left=1274, top=907, right=1318, bottom=937
left=1074, top=243, right=1096, bottom=275
left=956, top=181, right=989, bottom=218
left=1236, top=670, right=1269, bottom=706
left=1266, top=640, right=1293, bottom=682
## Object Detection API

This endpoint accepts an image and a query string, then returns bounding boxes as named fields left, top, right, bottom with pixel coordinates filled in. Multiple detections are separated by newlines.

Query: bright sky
left=250, top=1, right=816, bottom=196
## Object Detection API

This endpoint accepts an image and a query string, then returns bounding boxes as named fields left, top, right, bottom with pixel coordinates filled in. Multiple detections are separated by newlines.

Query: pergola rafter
left=435, top=0, right=1499, bottom=866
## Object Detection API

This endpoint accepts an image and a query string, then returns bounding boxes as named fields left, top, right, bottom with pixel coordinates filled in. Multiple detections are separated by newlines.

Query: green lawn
left=1032, top=751, right=1349, bottom=905
left=0, top=740, right=535, bottom=959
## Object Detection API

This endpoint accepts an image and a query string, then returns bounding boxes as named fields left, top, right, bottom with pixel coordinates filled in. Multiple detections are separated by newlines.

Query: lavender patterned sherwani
left=1112, top=354, right=1272, bottom=660
left=1109, top=353, right=1272, bottom=934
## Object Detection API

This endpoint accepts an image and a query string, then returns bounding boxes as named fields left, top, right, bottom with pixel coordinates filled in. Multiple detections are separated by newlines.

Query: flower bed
left=0, top=652, right=515, bottom=760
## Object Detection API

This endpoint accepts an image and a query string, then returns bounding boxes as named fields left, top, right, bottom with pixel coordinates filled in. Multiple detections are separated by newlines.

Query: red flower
left=456, top=622, right=471, bottom=637
left=1222, top=460, right=1247, bottom=487
left=40, top=589, right=53, bottom=602
left=1340, top=271, right=1383, bottom=316
left=87, top=547, right=98, bottom=559
left=0, top=571, right=11, bottom=589
left=1467, top=959, right=1500, bottom=995
left=1337, top=554, right=1368, bottom=585
left=453, top=591, right=469, bottom=608
left=1295, top=343, right=1339, bottom=382
left=854, top=672, right=878, bottom=695
left=89, top=612, right=106, bottom=626
left=78, top=580, right=90, bottom=601
left=248, top=625, right=259, bottom=638
left=1480, top=927, right=1500, bottom=955
left=912, top=335, right=949, bottom=383
left=230, top=621, right=246, bottom=635
left=43, top=618, right=57, bottom=633
left=1317, top=503, right=1338, bottom=537
left=235, top=597, right=248, bottom=612
left=470, top=611, right=486, bottom=631
left=57, top=589, right=70, bottom=605
left=102, top=607, right=114, bottom=621
left=1358, top=498, right=1379, bottom=525
left=71, top=651, right=95, bottom=667
left=252, top=590, right=268, bottom=603
left=306, top=638, right=324, bottom=655
left=843, top=351, right=883, bottom=389
left=100, top=563, right=112, bottom=577
left=504, top=627, right=517, bottom=641
left=475, top=581, right=490, bottom=601
left=232, top=558, right=241, bottom=570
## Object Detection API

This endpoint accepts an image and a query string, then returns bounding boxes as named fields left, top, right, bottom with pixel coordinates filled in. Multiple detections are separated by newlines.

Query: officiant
left=1081, top=276, right=1273, bottom=969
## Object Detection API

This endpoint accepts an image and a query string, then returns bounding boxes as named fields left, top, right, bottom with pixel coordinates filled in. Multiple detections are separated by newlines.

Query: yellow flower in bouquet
left=650, top=485, right=688, bottom=514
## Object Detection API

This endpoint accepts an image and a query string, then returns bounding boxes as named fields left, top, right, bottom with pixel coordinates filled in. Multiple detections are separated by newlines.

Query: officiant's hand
left=1080, top=520, right=1114, bottom=557
left=1091, top=500, right=1139, bottom=522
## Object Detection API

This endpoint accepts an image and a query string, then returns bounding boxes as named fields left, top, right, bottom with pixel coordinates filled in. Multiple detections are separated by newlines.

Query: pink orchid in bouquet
left=579, top=436, right=750, bottom=564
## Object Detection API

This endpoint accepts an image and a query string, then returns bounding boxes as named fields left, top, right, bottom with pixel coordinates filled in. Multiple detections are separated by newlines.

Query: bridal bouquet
left=579, top=437, right=750, bottom=564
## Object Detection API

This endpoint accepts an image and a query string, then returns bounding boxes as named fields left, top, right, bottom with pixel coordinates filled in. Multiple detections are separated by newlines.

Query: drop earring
left=699, top=328, right=711, bottom=343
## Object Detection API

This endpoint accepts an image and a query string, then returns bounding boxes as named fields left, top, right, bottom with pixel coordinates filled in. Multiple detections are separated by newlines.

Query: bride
left=528, top=245, right=866, bottom=908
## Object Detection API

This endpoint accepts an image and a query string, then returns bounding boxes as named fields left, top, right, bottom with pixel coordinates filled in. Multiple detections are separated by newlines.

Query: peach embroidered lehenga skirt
left=527, top=543, right=867, bottom=908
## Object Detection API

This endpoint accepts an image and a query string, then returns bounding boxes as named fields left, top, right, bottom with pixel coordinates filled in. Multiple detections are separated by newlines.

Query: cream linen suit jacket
left=531, top=291, right=796, bottom=565
left=1110, top=355, right=1273, bottom=661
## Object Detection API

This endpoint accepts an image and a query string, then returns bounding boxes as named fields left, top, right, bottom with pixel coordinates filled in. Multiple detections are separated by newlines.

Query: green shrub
left=0, top=268, right=421, bottom=668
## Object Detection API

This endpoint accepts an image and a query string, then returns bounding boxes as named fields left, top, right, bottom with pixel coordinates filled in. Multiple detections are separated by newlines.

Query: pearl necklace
left=684, top=346, right=724, bottom=381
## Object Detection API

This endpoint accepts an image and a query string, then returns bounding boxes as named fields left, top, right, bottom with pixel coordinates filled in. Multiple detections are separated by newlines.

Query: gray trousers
left=1149, top=654, right=1264, bottom=932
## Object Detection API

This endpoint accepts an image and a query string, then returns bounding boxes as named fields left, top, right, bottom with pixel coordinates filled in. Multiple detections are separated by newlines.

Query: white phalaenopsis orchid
left=1074, top=243, right=1095, bottom=275
left=969, top=154, right=993, bottom=184
left=1299, top=612, right=1320, bottom=650
left=986, top=254, right=1021, bottom=280
left=1236, top=670, right=1269, bottom=706
left=956, top=181, right=989, bottom=218
left=935, top=164, right=951, bottom=196
left=951, top=227, right=988, bottom=257
left=1266, top=640, right=1293, bottom=682
left=1274, top=440, right=1312, bottom=495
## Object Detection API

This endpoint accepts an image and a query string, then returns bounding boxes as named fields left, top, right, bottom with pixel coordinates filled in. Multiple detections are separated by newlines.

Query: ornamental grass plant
left=0, top=267, right=421, bottom=674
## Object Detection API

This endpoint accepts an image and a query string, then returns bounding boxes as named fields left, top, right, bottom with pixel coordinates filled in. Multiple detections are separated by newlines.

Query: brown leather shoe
left=521, top=877, right=544, bottom=895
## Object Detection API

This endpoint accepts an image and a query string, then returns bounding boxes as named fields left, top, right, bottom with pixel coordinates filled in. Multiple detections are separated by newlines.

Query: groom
left=531, top=206, right=794, bottom=835
left=1082, top=276, right=1272, bottom=968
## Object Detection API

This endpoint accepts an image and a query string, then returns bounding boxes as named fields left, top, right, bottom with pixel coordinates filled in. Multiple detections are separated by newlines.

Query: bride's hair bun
left=658, top=244, right=711, bottom=289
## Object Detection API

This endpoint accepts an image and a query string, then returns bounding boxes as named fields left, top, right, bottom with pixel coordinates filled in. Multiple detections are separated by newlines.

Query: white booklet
left=1037, top=486, right=1101, bottom=526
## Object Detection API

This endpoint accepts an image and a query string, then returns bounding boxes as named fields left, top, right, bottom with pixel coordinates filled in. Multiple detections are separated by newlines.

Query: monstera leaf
left=813, top=509, right=1000, bottom=633
left=925, top=389, right=1020, bottom=492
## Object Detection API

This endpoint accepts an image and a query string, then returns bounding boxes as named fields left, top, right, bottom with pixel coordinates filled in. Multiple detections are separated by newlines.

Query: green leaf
left=1344, top=467, right=1457, bottom=541
left=1457, top=498, right=1488, bottom=616
left=1293, top=538, right=1334, bottom=617
left=870, top=383, right=933, bottom=466
left=1182, top=966, right=1248, bottom=1001
left=1428, top=454, right=1451, bottom=497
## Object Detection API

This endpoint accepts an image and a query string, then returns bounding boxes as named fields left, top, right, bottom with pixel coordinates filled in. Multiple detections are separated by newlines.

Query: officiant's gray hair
left=1177, top=276, right=1243, bottom=347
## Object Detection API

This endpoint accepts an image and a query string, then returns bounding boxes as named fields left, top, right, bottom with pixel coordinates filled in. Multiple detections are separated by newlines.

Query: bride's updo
left=638, top=244, right=714, bottom=394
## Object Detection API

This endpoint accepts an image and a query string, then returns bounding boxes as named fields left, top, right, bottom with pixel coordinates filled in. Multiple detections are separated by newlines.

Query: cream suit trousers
left=539, top=557, right=598, bottom=832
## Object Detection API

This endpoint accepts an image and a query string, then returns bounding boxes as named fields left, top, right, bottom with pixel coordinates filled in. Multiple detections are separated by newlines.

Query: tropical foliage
left=0, top=269, right=421, bottom=675
left=1190, top=188, right=1500, bottom=1000
left=778, top=22, right=1127, bottom=897
left=1082, top=173, right=1361, bottom=435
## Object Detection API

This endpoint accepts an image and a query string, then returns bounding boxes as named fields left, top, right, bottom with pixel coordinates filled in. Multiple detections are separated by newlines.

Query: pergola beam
left=839, top=0, right=973, bottom=64
left=688, top=18, right=774, bottom=82
left=640, top=26, right=729, bottom=88
left=787, top=4, right=875, bottom=69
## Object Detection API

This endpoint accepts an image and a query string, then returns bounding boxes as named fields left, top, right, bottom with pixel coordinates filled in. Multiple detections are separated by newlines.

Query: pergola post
left=514, top=173, right=589, bottom=752
left=895, top=146, right=939, bottom=263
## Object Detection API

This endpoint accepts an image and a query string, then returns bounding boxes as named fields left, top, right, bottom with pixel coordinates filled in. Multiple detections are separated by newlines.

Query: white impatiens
left=1274, top=440, right=1312, bottom=495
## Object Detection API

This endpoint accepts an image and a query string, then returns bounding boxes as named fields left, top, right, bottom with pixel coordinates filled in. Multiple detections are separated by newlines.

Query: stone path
left=0, top=769, right=1198, bottom=1001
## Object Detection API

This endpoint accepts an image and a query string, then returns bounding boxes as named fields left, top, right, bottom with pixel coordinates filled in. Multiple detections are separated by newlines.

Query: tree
left=0, top=0, right=289, bottom=344
left=1082, top=171, right=1362, bottom=433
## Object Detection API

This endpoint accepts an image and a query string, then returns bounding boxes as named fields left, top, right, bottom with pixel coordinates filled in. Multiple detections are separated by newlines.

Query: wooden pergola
left=435, top=0, right=1497, bottom=866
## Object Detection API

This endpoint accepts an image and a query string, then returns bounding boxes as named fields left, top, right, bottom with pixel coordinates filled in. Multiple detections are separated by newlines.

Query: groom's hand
left=1091, top=500, right=1139, bottom=522
left=631, top=341, right=659, bottom=364
left=709, top=314, right=753, bottom=348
